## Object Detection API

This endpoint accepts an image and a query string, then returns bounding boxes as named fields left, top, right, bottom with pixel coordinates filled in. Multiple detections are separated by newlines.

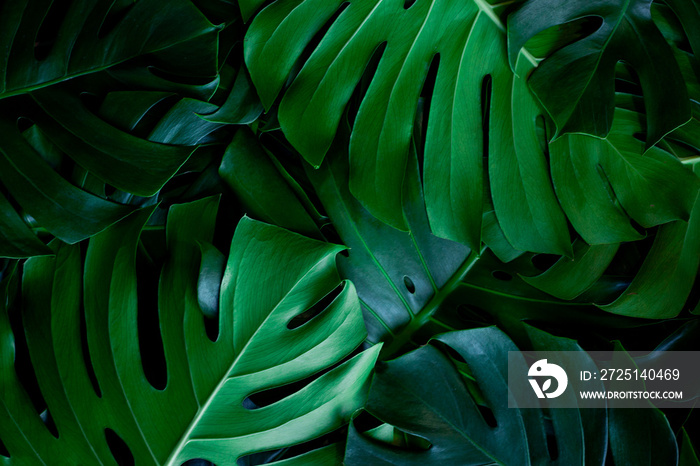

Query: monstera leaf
left=0, top=52, right=257, bottom=259
left=0, top=90, right=192, bottom=259
left=244, top=0, right=574, bottom=256
left=0, top=0, right=218, bottom=99
left=225, top=133, right=689, bottom=362
left=550, top=96, right=699, bottom=243
left=346, top=325, right=679, bottom=465
left=0, top=100, right=135, bottom=256
left=0, top=0, right=264, bottom=260
left=507, top=0, right=692, bottom=148
left=0, top=196, right=379, bottom=464
left=346, top=326, right=608, bottom=465
left=242, top=0, right=700, bottom=262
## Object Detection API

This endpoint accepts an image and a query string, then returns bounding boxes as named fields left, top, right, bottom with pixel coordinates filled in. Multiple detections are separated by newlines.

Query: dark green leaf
left=508, top=0, right=691, bottom=147
left=608, top=396, right=678, bottom=465
left=200, top=68, right=264, bottom=125
left=550, top=106, right=699, bottom=245
left=245, top=0, right=573, bottom=256
left=219, top=129, right=323, bottom=239
left=0, top=191, right=53, bottom=258
left=0, top=112, right=133, bottom=244
left=0, top=0, right=218, bottom=98
left=521, top=240, right=619, bottom=300
left=32, top=86, right=194, bottom=196
left=2, top=197, right=379, bottom=464
left=346, top=326, right=606, bottom=466
left=305, top=144, right=471, bottom=347
left=599, top=191, right=700, bottom=318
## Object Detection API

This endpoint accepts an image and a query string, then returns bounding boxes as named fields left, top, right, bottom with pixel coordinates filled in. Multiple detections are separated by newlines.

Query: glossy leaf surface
left=1, top=197, right=379, bottom=465
left=508, top=0, right=691, bottom=147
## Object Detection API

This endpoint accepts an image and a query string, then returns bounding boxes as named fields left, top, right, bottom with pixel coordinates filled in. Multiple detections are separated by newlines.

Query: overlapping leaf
left=348, top=324, right=682, bottom=465
left=0, top=68, right=253, bottom=258
left=508, top=0, right=691, bottom=147
left=0, top=0, right=218, bottom=99
left=244, top=0, right=573, bottom=255
left=0, top=197, right=379, bottom=465
left=234, top=135, right=658, bottom=358
left=346, top=326, right=610, bottom=465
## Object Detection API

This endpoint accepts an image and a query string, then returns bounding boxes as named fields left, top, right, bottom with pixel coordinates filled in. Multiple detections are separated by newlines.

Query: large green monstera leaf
left=221, top=132, right=696, bottom=369
left=0, top=53, right=261, bottom=259
left=345, top=326, right=607, bottom=465
left=0, top=196, right=379, bottom=465
left=346, top=325, right=678, bottom=465
left=507, top=0, right=693, bottom=148
left=243, top=0, right=700, bottom=260
left=243, top=0, right=574, bottom=255
left=0, top=88, right=201, bottom=259
left=0, top=0, right=262, bottom=260
left=550, top=106, right=699, bottom=246
left=0, top=0, right=218, bottom=99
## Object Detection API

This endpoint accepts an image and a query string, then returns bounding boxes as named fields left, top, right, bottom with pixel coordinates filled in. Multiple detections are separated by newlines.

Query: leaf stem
left=380, top=245, right=486, bottom=359
left=681, top=156, right=700, bottom=167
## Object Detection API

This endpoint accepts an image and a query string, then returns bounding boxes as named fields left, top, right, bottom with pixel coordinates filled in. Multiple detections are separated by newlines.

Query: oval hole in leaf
left=39, top=410, right=59, bottom=439
left=244, top=350, right=357, bottom=409
left=491, top=270, right=513, bottom=281
left=477, top=404, right=498, bottom=428
left=136, top=247, right=167, bottom=390
left=0, top=435, right=9, bottom=457
left=287, top=282, right=344, bottom=330
left=104, top=429, right=134, bottom=466
left=403, top=0, right=417, bottom=9
left=531, top=253, right=560, bottom=271
left=79, top=297, right=102, bottom=397
left=403, top=276, right=416, bottom=294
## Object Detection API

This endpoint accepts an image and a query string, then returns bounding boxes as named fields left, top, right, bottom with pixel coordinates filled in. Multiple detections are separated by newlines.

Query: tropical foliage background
left=0, top=0, right=698, bottom=464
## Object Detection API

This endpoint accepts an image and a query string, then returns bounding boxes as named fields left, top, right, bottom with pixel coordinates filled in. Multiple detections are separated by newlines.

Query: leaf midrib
left=164, top=241, right=339, bottom=465
left=383, top=358, right=510, bottom=466
left=0, top=25, right=217, bottom=101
